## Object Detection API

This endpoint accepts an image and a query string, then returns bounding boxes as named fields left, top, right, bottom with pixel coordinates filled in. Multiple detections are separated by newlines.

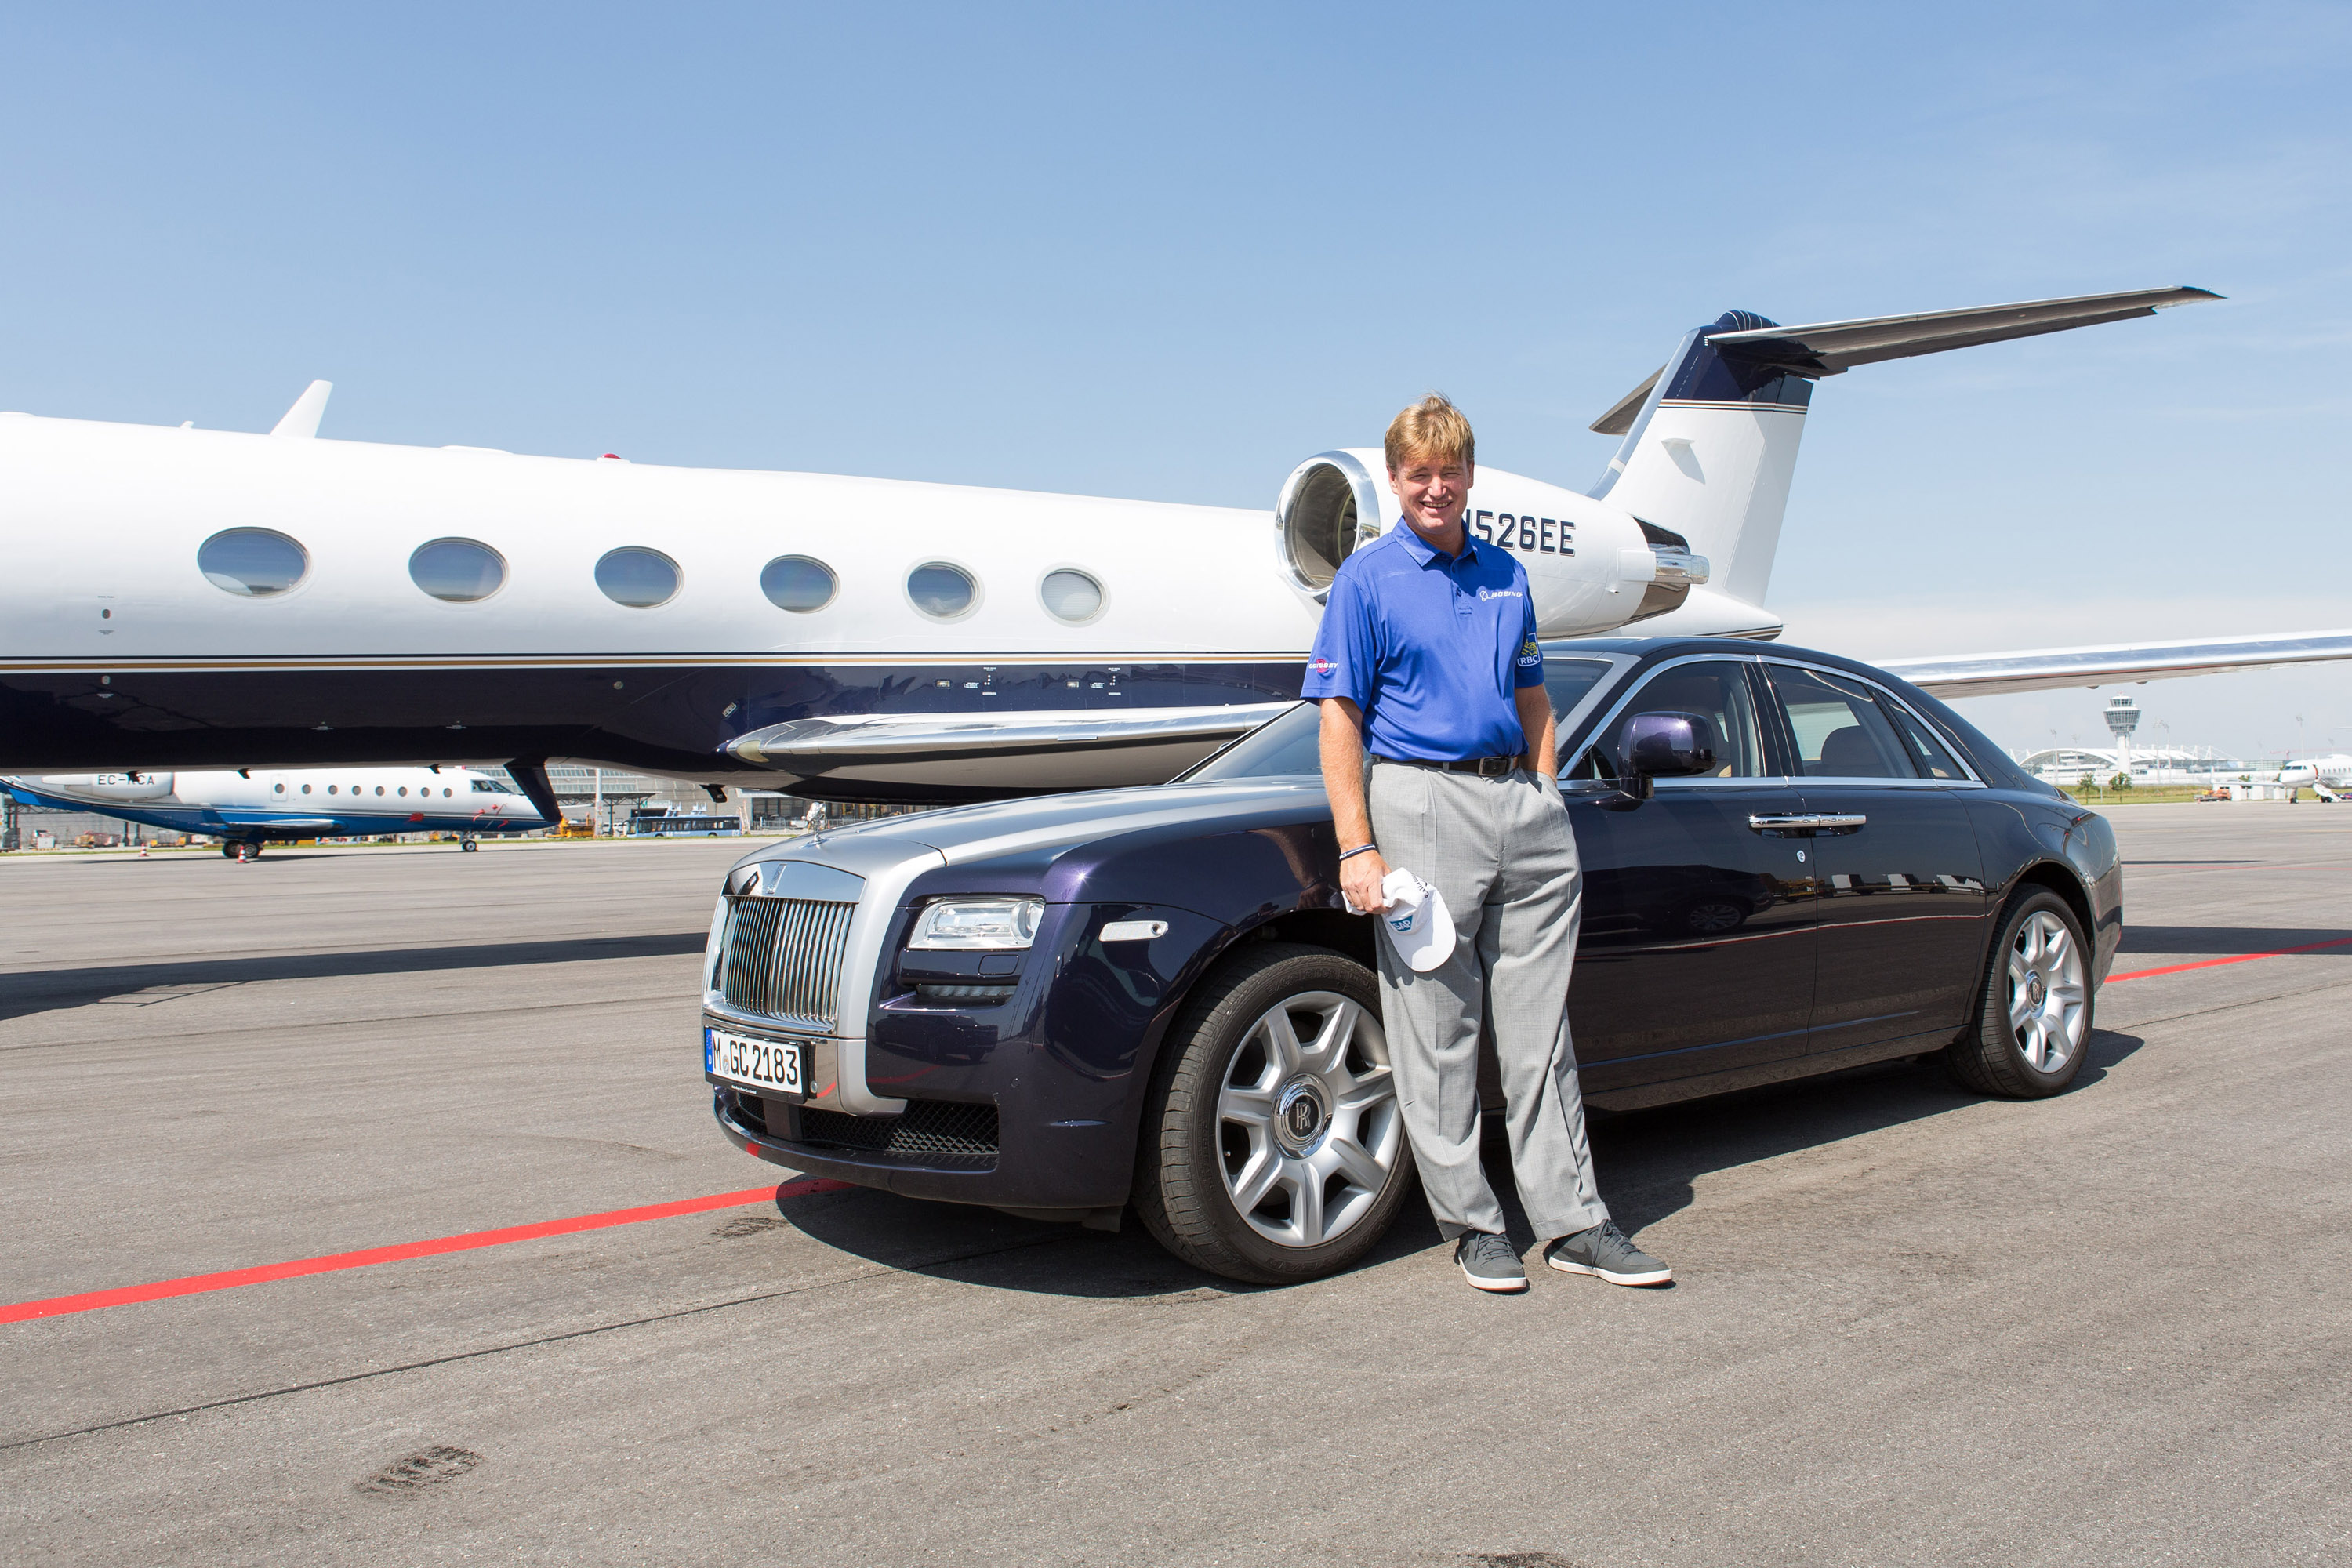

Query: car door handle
left=1748, top=813, right=1867, bottom=833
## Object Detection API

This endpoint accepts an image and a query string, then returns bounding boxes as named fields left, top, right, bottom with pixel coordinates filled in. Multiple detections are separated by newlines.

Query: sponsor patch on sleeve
left=1310, top=656, right=1338, bottom=677
left=1515, top=637, right=1541, bottom=669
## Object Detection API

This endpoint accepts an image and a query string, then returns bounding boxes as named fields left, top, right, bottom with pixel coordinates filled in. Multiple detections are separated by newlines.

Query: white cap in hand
left=1377, top=867, right=1455, bottom=973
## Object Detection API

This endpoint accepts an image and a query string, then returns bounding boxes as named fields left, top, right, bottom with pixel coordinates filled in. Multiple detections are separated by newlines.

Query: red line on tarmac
left=21, top=932, right=2350, bottom=1325
left=2107, top=934, right=2352, bottom=983
left=0, top=1176, right=851, bottom=1327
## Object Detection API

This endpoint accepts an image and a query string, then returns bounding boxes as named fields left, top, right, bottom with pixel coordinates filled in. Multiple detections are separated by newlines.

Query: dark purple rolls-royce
left=700, top=638, right=2121, bottom=1284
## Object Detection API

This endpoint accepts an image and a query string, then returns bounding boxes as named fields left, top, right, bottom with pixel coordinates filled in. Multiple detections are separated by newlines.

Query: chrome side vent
left=717, top=895, right=855, bottom=1029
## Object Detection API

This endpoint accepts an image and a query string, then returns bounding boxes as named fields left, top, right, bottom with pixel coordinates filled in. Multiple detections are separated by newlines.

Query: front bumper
left=710, top=1080, right=1131, bottom=1214
left=701, top=898, right=1220, bottom=1214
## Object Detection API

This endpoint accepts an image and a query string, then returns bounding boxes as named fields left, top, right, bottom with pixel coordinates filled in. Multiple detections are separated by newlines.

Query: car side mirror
left=1620, top=712, right=1717, bottom=799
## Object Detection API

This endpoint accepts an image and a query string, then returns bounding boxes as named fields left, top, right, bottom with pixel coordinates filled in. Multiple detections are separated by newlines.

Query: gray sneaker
left=1544, top=1221, right=1672, bottom=1287
left=1454, top=1231, right=1528, bottom=1293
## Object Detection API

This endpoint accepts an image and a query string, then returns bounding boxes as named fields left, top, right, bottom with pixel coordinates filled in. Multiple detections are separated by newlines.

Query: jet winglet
left=1589, top=287, right=2220, bottom=430
left=1704, top=286, right=2221, bottom=376
left=270, top=379, right=334, bottom=438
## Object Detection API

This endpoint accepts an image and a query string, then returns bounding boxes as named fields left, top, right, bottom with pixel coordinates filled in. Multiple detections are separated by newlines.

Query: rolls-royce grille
left=717, top=895, right=855, bottom=1029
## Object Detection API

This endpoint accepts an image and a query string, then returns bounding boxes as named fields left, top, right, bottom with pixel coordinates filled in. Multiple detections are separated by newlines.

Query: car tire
left=1134, top=942, right=1417, bottom=1286
left=1945, top=887, right=2094, bottom=1098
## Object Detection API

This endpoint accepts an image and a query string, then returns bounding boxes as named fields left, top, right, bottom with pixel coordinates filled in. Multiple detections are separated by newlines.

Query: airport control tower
left=2104, top=695, right=2142, bottom=779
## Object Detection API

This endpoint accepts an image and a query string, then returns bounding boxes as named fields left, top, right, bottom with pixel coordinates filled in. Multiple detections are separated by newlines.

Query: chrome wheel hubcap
left=1217, top=991, right=1401, bottom=1249
left=2007, top=910, right=2087, bottom=1073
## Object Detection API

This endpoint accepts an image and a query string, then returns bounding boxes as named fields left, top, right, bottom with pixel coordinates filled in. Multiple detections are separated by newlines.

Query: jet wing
left=724, top=702, right=1298, bottom=791
left=1878, top=629, right=2352, bottom=699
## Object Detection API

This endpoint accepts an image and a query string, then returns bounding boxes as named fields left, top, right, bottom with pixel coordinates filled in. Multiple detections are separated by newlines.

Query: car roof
left=1544, top=635, right=1862, bottom=670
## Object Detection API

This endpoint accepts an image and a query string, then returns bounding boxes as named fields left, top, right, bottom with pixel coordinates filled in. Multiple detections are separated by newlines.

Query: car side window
left=1765, top=665, right=1916, bottom=779
left=1538, top=657, right=1613, bottom=724
left=1882, top=699, right=1967, bottom=780
left=1570, top=661, right=1768, bottom=781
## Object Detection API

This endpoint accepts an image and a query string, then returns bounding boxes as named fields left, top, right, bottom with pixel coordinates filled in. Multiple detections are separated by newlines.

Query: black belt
left=1373, top=753, right=1521, bottom=778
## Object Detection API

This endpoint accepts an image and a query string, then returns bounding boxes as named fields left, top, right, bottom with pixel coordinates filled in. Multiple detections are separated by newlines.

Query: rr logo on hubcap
left=1272, top=1077, right=1331, bottom=1156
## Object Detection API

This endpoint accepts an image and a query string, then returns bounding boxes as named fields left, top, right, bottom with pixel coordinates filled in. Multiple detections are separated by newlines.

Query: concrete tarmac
left=2, top=808, right=2348, bottom=1566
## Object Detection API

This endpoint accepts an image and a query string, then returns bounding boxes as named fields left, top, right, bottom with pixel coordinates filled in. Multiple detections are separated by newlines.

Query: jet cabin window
left=409, top=539, right=506, bottom=603
left=1040, top=569, right=1103, bottom=622
left=197, top=528, right=310, bottom=597
left=1570, top=661, right=1767, bottom=782
left=1766, top=665, right=1915, bottom=779
left=907, top=562, right=977, bottom=619
left=596, top=547, right=681, bottom=608
left=761, top=556, right=837, bottom=612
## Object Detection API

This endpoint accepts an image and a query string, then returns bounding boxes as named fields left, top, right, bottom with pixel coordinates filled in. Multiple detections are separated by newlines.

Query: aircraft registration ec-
left=5, top=283, right=2347, bottom=813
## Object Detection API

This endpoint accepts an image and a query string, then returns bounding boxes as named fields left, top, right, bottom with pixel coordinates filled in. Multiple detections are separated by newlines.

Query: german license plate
left=706, top=1027, right=806, bottom=1096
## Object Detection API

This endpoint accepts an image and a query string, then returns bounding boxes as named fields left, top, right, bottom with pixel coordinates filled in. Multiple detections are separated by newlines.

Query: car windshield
left=1179, top=657, right=1621, bottom=782
left=1181, top=702, right=1321, bottom=781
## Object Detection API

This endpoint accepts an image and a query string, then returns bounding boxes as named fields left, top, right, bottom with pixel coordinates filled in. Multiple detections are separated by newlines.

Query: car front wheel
left=1134, top=942, right=1416, bottom=1285
left=1946, top=887, right=2093, bottom=1097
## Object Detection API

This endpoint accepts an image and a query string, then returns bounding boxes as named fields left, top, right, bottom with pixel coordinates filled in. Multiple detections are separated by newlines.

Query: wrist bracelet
left=1338, top=844, right=1379, bottom=863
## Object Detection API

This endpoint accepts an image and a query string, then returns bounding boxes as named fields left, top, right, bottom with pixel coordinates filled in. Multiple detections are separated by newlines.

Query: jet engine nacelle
left=46, top=771, right=176, bottom=801
left=1273, top=449, right=1706, bottom=637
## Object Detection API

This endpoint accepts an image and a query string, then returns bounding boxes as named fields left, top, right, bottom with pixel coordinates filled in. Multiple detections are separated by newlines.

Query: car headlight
left=909, top=896, right=1045, bottom=950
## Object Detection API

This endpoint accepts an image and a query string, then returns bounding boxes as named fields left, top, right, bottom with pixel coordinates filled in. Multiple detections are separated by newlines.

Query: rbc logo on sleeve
left=1310, top=657, right=1338, bottom=677
left=1517, top=637, right=1541, bottom=668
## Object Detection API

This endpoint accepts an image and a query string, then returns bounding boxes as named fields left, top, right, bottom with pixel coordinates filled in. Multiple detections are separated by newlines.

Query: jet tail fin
left=270, top=379, right=333, bottom=438
left=1588, top=287, right=2220, bottom=623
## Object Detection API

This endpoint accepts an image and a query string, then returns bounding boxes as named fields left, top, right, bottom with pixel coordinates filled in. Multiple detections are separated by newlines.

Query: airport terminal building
left=2014, top=744, right=2248, bottom=788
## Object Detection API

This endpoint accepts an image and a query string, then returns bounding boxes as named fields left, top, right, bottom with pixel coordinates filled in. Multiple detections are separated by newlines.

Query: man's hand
left=1340, top=848, right=1392, bottom=915
left=1318, top=698, right=1392, bottom=912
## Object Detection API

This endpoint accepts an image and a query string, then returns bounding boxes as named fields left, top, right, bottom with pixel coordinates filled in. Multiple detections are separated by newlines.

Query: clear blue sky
left=3, top=2, right=2345, bottom=758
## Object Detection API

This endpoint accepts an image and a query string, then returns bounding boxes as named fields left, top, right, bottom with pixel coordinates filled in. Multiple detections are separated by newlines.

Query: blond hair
left=1384, top=393, right=1475, bottom=473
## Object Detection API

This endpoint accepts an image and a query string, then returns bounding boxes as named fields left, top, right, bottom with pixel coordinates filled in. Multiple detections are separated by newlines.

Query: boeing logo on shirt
left=1476, top=587, right=1525, bottom=603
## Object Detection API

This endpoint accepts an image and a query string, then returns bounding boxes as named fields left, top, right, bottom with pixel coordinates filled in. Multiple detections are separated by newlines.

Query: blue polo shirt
left=1300, top=521, right=1544, bottom=761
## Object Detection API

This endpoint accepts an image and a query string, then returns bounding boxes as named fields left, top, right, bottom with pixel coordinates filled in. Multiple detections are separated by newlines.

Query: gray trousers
left=1366, top=760, right=1610, bottom=1243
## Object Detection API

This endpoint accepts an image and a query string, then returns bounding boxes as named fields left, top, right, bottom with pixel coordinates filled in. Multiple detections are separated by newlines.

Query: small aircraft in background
left=2273, top=754, right=2350, bottom=802
left=1, top=764, right=544, bottom=858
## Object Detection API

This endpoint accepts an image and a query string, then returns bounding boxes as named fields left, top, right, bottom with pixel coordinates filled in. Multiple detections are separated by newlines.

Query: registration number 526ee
left=706, top=1027, right=806, bottom=1096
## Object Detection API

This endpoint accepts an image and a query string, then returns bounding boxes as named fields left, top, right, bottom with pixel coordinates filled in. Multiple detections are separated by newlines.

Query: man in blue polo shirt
left=1305, top=394, right=1671, bottom=1294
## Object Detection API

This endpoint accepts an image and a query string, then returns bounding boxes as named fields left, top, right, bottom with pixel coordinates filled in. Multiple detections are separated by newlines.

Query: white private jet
left=5, top=284, right=2347, bottom=816
left=2, top=764, right=544, bottom=858
left=2267, top=754, right=2351, bottom=800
